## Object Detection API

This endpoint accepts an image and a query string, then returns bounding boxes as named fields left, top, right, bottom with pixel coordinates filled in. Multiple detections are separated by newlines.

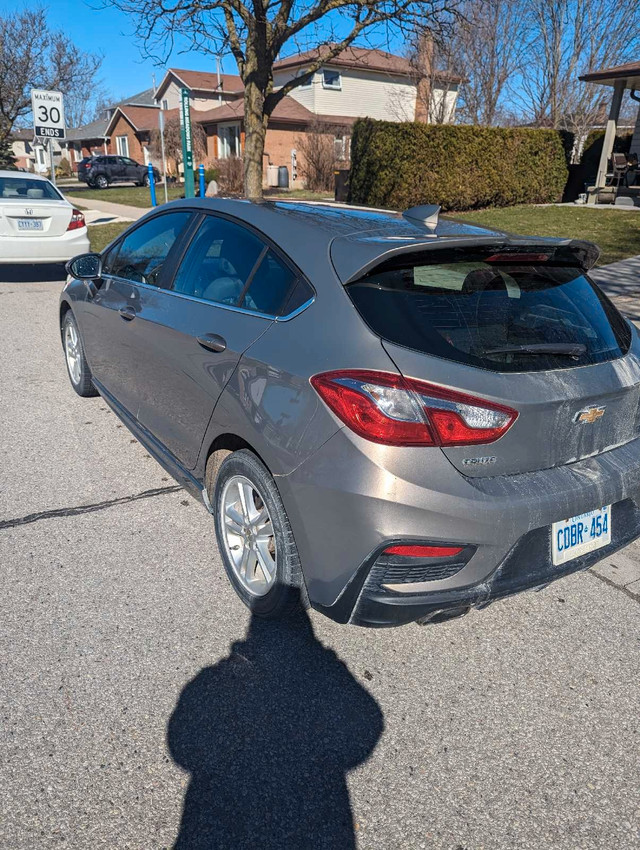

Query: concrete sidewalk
left=67, top=195, right=149, bottom=223
left=590, top=254, right=640, bottom=325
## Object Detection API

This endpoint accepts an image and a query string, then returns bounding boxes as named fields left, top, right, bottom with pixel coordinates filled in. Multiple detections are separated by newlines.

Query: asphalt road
left=1, top=276, right=639, bottom=850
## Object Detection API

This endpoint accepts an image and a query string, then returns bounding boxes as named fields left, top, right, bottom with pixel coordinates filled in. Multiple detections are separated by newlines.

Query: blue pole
left=199, top=163, right=206, bottom=198
left=147, top=163, right=157, bottom=207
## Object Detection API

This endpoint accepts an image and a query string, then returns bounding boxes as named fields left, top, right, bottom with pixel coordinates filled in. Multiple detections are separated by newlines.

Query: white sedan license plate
left=552, top=506, right=611, bottom=566
left=17, top=219, right=43, bottom=231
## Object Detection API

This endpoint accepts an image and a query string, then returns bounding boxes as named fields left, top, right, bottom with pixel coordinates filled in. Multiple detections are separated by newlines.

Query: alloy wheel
left=64, top=320, right=81, bottom=385
left=220, top=475, right=277, bottom=596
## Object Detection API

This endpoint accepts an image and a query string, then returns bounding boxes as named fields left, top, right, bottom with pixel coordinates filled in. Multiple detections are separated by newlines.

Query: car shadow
left=167, top=594, right=384, bottom=849
left=0, top=262, right=66, bottom=282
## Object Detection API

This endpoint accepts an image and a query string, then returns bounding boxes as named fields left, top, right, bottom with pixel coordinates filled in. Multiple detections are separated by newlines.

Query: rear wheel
left=94, top=174, right=109, bottom=189
left=211, top=449, right=306, bottom=619
left=61, top=310, right=98, bottom=397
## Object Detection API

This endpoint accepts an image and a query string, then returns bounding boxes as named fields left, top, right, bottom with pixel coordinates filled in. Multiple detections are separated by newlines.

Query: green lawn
left=264, top=188, right=333, bottom=201
left=450, top=206, right=640, bottom=266
left=88, top=222, right=130, bottom=253
left=64, top=184, right=185, bottom=208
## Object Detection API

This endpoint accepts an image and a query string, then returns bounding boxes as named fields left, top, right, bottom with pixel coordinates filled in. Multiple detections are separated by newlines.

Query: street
left=1, top=275, right=639, bottom=849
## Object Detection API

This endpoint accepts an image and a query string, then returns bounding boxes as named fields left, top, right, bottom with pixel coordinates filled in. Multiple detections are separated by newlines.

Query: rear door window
left=240, top=249, right=298, bottom=315
left=347, top=255, right=632, bottom=372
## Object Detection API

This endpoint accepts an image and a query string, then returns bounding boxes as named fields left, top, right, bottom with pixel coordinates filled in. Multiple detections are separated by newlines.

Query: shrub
left=56, top=156, right=73, bottom=178
left=204, top=167, right=219, bottom=184
left=296, top=120, right=350, bottom=192
left=212, top=157, right=243, bottom=195
left=348, top=119, right=569, bottom=211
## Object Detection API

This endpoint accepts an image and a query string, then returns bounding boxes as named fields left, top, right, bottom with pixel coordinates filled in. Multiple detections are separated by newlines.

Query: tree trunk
left=243, top=78, right=268, bottom=200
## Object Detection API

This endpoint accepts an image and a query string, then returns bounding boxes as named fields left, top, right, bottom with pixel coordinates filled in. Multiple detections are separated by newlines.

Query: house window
left=162, top=99, right=168, bottom=110
left=322, top=69, right=341, bottom=90
left=35, top=146, right=47, bottom=169
left=297, top=70, right=313, bottom=89
left=116, top=135, right=129, bottom=157
left=218, top=123, right=241, bottom=159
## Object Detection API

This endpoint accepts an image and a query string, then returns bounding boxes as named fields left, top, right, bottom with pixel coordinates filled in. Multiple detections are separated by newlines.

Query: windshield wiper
left=483, top=343, right=587, bottom=357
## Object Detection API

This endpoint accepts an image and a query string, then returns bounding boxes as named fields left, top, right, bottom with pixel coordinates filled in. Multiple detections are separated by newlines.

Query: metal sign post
left=31, top=89, right=66, bottom=185
left=179, top=88, right=195, bottom=199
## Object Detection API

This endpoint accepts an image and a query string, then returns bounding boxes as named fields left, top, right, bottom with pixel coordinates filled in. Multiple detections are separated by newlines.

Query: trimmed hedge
left=348, top=119, right=569, bottom=211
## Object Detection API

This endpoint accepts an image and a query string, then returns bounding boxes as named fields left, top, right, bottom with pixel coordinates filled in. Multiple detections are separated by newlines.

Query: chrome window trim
left=102, top=273, right=316, bottom=321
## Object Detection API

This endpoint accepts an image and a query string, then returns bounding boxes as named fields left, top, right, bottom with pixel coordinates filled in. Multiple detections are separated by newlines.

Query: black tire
left=142, top=173, right=150, bottom=187
left=210, top=449, right=306, bottom=619
left=61, top=310, right=98, bottom=397
left=95, top=173, right=109, bottom=189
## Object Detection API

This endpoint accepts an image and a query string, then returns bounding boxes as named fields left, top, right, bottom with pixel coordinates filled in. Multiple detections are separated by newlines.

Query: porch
left=579, top=61, right=640, bottom=206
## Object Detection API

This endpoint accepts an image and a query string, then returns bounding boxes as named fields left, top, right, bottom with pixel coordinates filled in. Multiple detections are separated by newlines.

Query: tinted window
left=172, top=215, right=265, bottom=306
left=0, top=176, right=61, bottom=200
left=110, top=212, right=192, bottom=286
left=121, top=157, right=138, bottom=166
left=240, top=249, right=297, bottom=315
left=348, top=257, right=632, bottom=373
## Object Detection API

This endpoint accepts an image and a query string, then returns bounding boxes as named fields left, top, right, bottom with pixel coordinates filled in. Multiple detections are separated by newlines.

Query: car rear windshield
left=347, top=254, right=632, bottom=373
left=0, top=176, right=62, bottom=201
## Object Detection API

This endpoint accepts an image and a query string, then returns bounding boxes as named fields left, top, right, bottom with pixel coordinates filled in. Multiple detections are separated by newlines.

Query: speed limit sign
left=31, top=89, right=66, bottom=139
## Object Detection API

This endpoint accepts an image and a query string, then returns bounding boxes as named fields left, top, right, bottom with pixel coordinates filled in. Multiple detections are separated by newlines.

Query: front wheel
left=142, top=173, right=150, bottom=187
left=211, top=449, right=306, bottom=619
left=61, top=310, right=98, bottom=397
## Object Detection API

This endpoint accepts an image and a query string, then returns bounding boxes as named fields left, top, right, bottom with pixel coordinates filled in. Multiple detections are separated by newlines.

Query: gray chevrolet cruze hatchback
left=61, top=199, right=640, bottom=626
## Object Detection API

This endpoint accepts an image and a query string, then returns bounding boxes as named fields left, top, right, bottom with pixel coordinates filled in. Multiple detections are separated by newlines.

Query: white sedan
left=0, top=170, right=90, bottom=263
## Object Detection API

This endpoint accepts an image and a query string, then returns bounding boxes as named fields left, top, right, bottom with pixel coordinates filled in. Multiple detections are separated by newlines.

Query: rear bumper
left=345, top=498, right=640, bottom=626
left=276, top=429, right=640, bottom=627
left=0, top=228, right=90, bottom=263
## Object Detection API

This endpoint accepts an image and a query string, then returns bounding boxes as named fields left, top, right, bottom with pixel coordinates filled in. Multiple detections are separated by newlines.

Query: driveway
left=1, top=276, right=639, bottom=849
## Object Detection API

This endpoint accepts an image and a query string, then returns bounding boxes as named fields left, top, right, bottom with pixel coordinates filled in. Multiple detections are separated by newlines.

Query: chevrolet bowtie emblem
left=574, top=406, right=606, bottom=424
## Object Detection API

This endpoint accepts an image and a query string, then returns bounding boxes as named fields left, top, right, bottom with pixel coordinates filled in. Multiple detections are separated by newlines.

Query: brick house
left=103, top=104, right=167, bottom=165
left=156, top=46, right=463, bottom=188
left=61, top=89, right=158, bottom=168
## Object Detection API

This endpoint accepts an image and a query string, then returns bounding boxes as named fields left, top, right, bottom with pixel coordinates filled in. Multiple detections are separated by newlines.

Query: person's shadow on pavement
left=167, top=595, right=384, bottom=849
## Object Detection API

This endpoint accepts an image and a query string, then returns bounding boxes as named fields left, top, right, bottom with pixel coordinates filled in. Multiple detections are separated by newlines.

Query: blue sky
left=2, top=0, right=238, bottom=100
left=2, top=1, right=387, bottom=102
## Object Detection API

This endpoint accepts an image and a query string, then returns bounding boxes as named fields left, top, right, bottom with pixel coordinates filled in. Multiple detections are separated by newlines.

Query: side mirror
left=65, top=253, right=102, bottom=280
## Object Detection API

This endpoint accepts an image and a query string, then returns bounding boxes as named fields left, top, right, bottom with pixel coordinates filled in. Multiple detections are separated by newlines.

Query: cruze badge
left=574, top=406, right=605, bottom=424
left=462, top=456, right=497, bottom=466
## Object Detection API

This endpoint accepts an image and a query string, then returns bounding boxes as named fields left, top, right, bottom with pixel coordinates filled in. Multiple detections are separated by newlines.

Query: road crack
left=0, top=485, right=183, bottom=530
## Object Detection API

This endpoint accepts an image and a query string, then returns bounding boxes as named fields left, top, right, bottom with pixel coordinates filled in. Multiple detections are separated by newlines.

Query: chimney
left=414, top=33, right=434, bottom=123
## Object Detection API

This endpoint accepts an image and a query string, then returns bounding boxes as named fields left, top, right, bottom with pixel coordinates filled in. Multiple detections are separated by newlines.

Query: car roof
left=155, top=198, right=599, bottom=282
left=0, top=170, right=54, bottom=182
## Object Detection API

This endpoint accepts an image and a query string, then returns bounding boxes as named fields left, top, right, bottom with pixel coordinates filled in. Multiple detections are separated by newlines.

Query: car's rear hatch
left=341, top=241, right=640, bottom=478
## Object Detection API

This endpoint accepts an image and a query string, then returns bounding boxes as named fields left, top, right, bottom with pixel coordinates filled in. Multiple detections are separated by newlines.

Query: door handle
left=119, top=307, right=136, bottom=321
left=197, top=333, right=226, bottom=353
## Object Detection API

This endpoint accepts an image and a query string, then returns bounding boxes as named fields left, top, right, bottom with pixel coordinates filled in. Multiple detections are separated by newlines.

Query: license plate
left=17, top=219, right=43, bottom=231
left=552, top=506, right=611, bottom=565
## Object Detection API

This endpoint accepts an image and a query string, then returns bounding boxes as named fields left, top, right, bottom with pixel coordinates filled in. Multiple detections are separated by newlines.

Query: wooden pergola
left=579, top=60, right=640, bottom=200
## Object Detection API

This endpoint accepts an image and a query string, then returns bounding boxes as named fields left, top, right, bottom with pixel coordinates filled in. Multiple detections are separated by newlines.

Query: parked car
left=77, top=155, right=160, bottom=189
left=60, top=199, right=640, bottom=627
left=0, top=170, right=89, bottom=263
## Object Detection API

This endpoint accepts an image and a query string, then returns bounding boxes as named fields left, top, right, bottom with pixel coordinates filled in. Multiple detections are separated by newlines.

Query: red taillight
left=486, top=252, right=551, bottom=263
left=310, top=370, right=517, bottom=448
left=384, top=544, right=464, bottom=557
left=67, top=209, right=85, bottom=231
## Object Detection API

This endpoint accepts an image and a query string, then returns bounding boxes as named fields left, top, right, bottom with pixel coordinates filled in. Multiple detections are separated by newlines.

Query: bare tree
left=410, top=1, right=527, bottom=126
left=0, top=8, right=102, bottom=144
left=296, top=118, right=349, bottom=191
left=105, top=0, right=459, bottom=198
left=64, top=82, right=113, bottom=129
left=516, top=0, right=640, bottom=139
left=149, top=114, right=207, bottom=173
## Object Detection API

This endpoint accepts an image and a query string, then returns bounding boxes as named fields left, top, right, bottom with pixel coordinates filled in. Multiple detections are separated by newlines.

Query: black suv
left=77, top=155, right=160, bottom=189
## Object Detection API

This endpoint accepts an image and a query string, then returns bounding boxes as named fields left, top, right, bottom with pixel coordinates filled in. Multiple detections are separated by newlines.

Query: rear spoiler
left=332, top=236, right=600, bottom=285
